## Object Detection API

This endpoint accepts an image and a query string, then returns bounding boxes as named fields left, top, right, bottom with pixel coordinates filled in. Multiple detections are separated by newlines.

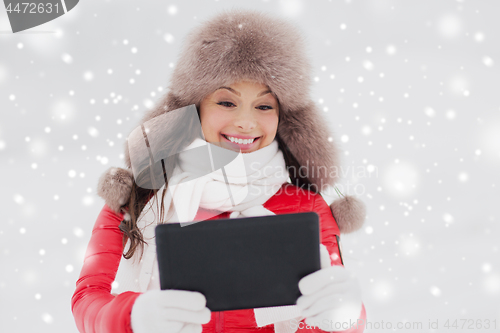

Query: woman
left=72, top=9, right=367, bottom=333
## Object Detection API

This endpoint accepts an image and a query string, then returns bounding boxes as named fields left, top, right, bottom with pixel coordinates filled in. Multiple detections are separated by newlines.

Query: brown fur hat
left=98, top=8, right=365, bottom=233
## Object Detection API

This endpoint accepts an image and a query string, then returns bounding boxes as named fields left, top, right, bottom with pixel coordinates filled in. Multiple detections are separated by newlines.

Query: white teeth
left=225, top=135, right=256, bottom=144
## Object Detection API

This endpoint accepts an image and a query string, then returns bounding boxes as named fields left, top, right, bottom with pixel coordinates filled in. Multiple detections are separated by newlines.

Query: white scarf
left=112, top=138, right=303, bottom=332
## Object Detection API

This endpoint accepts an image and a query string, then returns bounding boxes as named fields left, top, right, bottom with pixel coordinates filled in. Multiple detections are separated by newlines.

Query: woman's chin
left=211, top=141, right=241, bottom=153
left=206, top=139, right=262, bottom=153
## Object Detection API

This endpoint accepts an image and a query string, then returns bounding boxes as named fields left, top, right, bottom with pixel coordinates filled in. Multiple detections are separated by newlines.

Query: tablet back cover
left=155, top=212, right=320, bottom=311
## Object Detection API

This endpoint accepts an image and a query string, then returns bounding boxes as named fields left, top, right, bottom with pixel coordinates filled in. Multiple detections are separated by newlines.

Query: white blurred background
left=1, top=0, right=499, bottom=332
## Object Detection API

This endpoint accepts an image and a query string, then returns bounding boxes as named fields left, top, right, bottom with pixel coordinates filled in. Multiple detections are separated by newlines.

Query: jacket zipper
left=215, top=311, right=224, bottom=333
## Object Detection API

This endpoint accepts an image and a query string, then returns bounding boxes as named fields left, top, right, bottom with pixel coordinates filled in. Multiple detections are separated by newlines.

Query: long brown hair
left=119, top=106, right=203, bottom=259
left=119, top=104, right=315, bottom=260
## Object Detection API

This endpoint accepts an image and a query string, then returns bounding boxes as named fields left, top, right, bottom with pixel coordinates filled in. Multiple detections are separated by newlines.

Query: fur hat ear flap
left=97, top=167, right=134, bottom=217
left=330, top=194, right=366, bottom=234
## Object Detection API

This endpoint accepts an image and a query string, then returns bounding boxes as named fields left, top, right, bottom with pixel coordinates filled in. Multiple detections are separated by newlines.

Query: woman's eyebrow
left=217, top=87, right=272, bottom=97
left=258, top=90, right=272, bottom=97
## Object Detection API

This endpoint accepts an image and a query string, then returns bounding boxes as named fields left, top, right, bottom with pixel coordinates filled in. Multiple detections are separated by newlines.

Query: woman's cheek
left=263, top=112, right=279, bottom=130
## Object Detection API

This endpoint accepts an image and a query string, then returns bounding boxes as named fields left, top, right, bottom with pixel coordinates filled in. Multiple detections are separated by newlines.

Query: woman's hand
left=131, top=289, right=211, bottom=333
left=296, top=245, right=362, bottom=331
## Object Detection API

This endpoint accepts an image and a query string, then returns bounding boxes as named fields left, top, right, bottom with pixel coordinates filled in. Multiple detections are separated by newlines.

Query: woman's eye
left=216, top=102, right=273, bottom=110
left=217, top=101, right=235, bottom=107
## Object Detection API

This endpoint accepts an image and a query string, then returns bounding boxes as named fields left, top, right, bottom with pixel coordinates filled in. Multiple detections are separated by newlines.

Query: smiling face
left=199, top=80, right=280, bottom=153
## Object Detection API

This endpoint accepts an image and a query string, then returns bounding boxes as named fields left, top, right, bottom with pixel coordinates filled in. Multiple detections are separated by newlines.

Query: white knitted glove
left=296, top=245, right=362, bottom=332
left=131, top=289, right=211, bottom=333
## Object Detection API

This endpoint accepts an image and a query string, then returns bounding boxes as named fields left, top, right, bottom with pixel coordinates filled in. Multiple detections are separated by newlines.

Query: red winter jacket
left=71, top=183, right=366, bottom=333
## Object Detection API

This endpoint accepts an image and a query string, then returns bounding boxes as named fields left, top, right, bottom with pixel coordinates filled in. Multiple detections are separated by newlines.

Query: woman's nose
left=233, top=108, right=257, bottom=131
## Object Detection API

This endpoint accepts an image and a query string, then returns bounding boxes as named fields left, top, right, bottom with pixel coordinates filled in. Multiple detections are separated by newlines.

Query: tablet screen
left=155, top=212, right=321, bottom=311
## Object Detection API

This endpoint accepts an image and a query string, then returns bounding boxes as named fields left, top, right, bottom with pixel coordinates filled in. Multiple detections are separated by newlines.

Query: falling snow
left=1, top=1, right=499, bottom=332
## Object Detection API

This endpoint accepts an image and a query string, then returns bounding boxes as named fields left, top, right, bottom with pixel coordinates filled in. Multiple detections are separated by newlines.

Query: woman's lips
left=221, top=134, right=260, bottom=150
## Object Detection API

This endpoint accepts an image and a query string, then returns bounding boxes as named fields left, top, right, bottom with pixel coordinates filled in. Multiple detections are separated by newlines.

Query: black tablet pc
left=154, top=212, right=321, bottom=312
